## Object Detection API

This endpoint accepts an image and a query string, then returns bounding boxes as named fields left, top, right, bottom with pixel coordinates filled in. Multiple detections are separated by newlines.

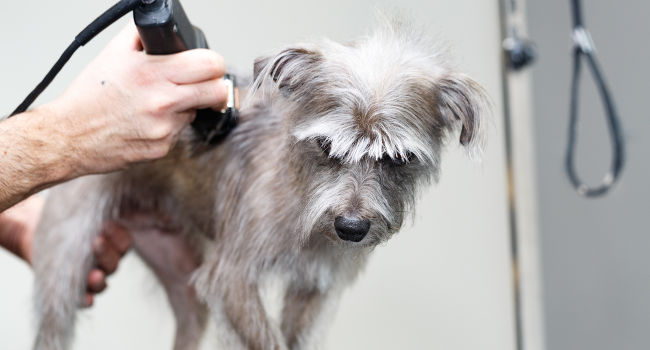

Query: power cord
left=9, top=0, right=142, bottom=117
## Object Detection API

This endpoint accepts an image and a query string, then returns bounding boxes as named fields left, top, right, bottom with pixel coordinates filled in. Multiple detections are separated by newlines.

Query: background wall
left=0, top=1, right=517, bottom=349
left=527, top=1, right=650, bottom=350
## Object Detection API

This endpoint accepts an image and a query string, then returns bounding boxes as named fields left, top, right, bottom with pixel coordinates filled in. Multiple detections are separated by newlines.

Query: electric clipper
left=134, top=0, right=238, bottom=145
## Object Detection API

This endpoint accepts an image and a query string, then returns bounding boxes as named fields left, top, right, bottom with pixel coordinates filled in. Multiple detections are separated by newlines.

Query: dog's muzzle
left=334, top=216, right=371, bottom=242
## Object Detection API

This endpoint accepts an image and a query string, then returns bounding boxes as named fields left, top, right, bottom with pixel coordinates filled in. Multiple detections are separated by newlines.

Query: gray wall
left=527, top=1, right=650, bottom=349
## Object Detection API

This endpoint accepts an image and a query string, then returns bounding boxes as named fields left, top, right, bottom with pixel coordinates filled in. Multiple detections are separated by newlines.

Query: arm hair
left=0, top=108, right=72, bottom=212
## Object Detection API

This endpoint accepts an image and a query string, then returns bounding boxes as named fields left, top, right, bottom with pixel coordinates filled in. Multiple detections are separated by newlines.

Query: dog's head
left=253, top=21, right=489, bottom=247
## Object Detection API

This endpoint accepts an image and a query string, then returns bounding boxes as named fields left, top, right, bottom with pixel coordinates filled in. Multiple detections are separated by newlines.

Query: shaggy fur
left=31, top=21, right=488, bottom=350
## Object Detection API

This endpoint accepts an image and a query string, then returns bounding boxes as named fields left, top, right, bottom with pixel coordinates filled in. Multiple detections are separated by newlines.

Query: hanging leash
left=566, top=0, right=625, bottom=197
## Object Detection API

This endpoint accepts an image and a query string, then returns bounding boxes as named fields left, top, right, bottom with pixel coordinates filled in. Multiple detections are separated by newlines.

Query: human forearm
left=0, top=109, right=72, bottom=212
left=0, top=22, right=227, bottom=212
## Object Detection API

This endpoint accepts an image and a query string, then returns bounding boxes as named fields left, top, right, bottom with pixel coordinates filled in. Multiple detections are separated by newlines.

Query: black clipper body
left=134, top=0, right=238, bottom=145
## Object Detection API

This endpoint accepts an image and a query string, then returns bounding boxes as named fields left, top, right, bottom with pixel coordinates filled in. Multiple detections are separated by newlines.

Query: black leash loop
left=566, top=0, right=625, bottom=197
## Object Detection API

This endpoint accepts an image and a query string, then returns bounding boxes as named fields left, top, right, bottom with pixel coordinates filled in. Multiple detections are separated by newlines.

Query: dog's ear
left=253, top=56, right=271, bottom=82
left=436, top=73, right=489, bottom=154
left=252, top=47, right=322, bottom=94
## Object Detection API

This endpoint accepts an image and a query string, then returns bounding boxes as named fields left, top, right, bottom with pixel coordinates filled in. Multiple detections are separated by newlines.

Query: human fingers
left=86, top=269, right=107, bottom=294
left=159, top=49, right=225, bottom=85
left=92, top=235, right=121, bottom=275
left=175, top=78, right=228, bottom=112
left=103, top=221, right=131, bottom=255
left=82, top=293, right=94, bottom=308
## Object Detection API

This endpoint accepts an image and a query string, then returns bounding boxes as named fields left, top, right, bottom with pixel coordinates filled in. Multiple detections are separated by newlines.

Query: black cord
left=9, top=0, right=142, bottom=117
left=565, top=0, right=625, bottom=197
left=10, top=41, right=81, bottom=116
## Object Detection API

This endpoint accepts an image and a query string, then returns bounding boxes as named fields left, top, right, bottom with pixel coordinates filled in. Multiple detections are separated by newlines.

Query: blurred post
left=499, top=0, right=546, bottom=349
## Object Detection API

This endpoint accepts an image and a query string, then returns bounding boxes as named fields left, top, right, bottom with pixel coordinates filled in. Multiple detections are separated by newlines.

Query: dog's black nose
left=334, top=216, right=370, bottom=242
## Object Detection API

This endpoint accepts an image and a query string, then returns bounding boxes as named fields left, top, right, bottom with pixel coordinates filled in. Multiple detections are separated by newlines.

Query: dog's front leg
left=131, top=227, right=207, bottom=350
left=215, top=277, right=286, bottom=350
left=32, top=175, right=111, bottom=350
left=281, top=285, right=336, bottom=350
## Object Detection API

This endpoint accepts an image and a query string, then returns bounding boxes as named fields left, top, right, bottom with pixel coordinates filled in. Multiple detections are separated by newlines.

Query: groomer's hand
left=0, top=196, right=44, bottom=261
left=0, top=196, right=132, bottom=307
left=0, top=22, right=227, bottom=211
left=44, top=22, right=228, bottom=177
left=85, top=222, right=132, bottom=307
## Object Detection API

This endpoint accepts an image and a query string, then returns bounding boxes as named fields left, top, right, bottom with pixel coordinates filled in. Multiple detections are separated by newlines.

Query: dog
left=31, top=20, right=488, bottom=350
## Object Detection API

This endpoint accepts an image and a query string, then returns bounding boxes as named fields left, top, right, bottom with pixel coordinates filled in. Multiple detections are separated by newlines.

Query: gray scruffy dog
left=32, top=20, right=488, bottom=350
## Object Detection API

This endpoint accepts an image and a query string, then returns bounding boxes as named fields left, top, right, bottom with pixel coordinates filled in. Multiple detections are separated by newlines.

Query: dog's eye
left=381, top=151, right=415, bottom=166
left=402, top=151, right=415, bottom=164
left=316, top=137, right=332, bottom=156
